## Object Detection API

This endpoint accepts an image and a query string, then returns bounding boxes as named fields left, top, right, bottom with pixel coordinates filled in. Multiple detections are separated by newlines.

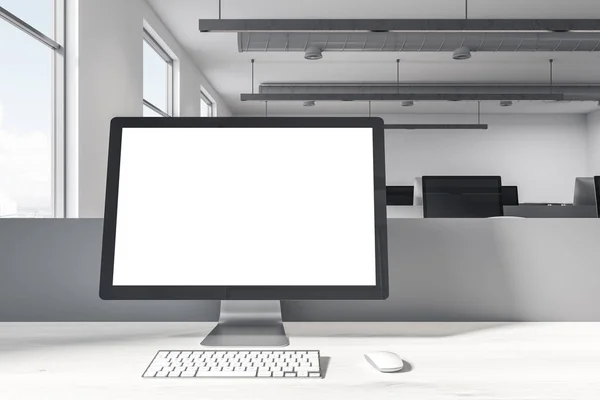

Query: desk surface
left=0, top=322, right=599, bottom=400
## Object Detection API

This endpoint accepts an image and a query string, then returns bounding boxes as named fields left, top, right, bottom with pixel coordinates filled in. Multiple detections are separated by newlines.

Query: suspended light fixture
left=304, top=45, right=323, bottom=60
left=453, top=46, right=472, bottom=60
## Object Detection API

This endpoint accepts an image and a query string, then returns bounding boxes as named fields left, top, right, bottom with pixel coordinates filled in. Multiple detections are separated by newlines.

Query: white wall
left=383, top=114, right=588, bottom=204
left=587, top=110, right=600, bottom=176
left=73, top=0, right=231, bottom=218
left=267, top=112, right=588, bottom=203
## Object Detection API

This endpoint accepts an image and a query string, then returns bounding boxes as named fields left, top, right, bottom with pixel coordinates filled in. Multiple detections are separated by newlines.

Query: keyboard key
left=258, top=371, right=272, bottom=377
left=196, top=370, right=258, bottom=377
left=297, top=371, right=309, bottom=377
left=284, top=372, right=297, bottom=377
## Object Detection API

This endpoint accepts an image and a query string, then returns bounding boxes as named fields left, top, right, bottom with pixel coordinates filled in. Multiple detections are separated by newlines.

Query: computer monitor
left=573, top=177, right=597, bottom=206
left=386, top=186, right=414, bottom=206
left=100, top=117, right=388, bottom=347
left=501, top=186, right=519, bottom=206
left=422, top=176, right=503, bottom=218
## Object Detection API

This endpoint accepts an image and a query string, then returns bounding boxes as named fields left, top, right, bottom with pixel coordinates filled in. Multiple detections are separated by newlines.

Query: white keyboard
left=143, top=350, right=322, bottom=378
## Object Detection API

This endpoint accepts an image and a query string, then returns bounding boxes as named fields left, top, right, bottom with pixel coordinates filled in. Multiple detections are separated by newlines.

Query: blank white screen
left=113, top=127, right=377, bottom=286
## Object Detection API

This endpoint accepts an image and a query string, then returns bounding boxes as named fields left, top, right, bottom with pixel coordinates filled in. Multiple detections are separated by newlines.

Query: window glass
left=201, top=97, right=212, bottom=117
left=0, top=0, right=54, bottom=39
left=143, top=105, right=163, bottom=117
left=0, top=19, right=53, bottom=217
left=143, top=39, right=170, bottom=115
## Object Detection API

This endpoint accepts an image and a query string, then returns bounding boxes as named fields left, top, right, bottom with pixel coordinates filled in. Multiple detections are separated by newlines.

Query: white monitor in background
left=413, top=177, right=423, bottom=206
left=573, top=177, right=597, bottom=206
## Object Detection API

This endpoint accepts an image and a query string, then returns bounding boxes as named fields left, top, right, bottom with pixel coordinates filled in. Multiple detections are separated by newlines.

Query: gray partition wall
left=1, top=219, right=600, bottom=321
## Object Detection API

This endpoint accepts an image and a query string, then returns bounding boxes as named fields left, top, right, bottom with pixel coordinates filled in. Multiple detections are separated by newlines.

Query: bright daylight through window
left=200, top=91, right=214, bottom=117
left=143, top=29, right=173, bottom=117
left=0, top=0, right=63, bottom=218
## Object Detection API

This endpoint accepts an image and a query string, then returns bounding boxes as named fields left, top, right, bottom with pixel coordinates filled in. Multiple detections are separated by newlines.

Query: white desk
left=1, top=322, right=599, bottom=399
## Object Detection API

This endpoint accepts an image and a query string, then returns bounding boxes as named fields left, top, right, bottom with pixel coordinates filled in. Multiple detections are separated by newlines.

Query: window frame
left=143, top=28, right=173, bottom=118
left=200, top=91, right=214, bottom=117
left=0, top=1, right=65, bottom=218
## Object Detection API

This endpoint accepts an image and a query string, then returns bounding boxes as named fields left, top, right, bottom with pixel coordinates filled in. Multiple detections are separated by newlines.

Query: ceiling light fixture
left=385, top=124, right=488, bottom=130
left=500, top=100, right=513, bottom=107
left=241, top=93, right=564, bottom=101
left=304, top=45, right=323, bottom=60
left=401, top=100, right=415, bottom=107
left=303, top=100, right=316, bottom=107
left=453, top=46, right=472, bottom=60
left=199, top=19, right=600, bottom=33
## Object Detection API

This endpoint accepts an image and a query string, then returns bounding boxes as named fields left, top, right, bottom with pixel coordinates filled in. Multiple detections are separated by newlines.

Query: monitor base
left=201, top=300, right=289, bottom=347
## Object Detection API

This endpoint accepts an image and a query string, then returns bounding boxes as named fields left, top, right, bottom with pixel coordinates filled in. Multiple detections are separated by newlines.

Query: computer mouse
left=364, top=351, right=404, bottom=373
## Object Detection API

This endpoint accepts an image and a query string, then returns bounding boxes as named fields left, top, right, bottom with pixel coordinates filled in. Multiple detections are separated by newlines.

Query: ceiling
left=146, top=0, right=600, bottom=116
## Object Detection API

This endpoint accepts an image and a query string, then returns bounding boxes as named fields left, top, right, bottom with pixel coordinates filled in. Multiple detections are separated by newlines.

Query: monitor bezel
left=100, top=117, right=388, bottom=300
left=422, top=175, right=504, bottom=218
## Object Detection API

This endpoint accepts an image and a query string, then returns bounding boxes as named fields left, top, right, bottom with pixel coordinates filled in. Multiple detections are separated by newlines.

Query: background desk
left=2, top=219, right=600, bottom=322
left=1, top=322, right=599, bottom=400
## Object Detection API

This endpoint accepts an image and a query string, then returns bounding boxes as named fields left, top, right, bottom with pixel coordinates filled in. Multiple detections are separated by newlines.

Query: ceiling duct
left=200, top=19, right=600, bottom=33
left=241, top=83, right=600, bottom=102
left=238, top=32, right=600, bottom=53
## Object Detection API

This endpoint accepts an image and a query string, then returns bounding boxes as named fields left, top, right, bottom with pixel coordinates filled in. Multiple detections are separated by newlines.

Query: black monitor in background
left=386, top=186, right=414, bottom=206
left=422, top=176, right=503, bottom=218
left=501, top=186, right=519, bottom=206
left=595, top=176, right=600, bottom=218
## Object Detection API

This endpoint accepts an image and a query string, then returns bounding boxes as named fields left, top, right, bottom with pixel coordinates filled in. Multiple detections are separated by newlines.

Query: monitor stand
left=201, top=300, right=289, bottom=347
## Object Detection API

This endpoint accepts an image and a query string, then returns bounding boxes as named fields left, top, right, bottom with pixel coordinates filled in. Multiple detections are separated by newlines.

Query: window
left=200, top=91, right=214, bottom=117
left=143, top=28, right=173, bottom=117
left=0, top=0, right=64, bottom=218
